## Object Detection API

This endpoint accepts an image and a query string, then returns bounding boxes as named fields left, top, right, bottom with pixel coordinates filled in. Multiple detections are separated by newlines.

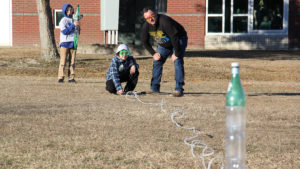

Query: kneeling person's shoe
left=68, top=79, right=76, bottom=83
left=172, top=91, right=183, bottom=97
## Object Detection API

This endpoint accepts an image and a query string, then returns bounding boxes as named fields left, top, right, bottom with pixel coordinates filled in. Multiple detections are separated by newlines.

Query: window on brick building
left=206, top=0, right=288, bottom=34
left=54, top=9, right=63, bottom=28
left=156, top=0, right=167, bottom=13
left=253, top=0, right=283, bottom=30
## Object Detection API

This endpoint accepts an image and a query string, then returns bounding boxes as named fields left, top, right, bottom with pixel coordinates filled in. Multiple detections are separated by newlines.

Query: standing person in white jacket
left=57, top=3, right=80, bottom=83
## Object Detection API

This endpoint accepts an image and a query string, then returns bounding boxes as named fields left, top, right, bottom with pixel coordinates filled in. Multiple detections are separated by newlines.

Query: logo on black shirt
left=149, top=30, right=170, bottom=45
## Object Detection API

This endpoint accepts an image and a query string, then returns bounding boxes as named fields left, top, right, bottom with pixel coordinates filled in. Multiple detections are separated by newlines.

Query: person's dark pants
left=151, top=36, right=188, bottom=92
left=106, top=70, right=139, bottom=94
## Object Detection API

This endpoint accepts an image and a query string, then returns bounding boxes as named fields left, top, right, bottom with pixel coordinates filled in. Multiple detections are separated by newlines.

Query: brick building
left=1, top=0, right=300, bottom=50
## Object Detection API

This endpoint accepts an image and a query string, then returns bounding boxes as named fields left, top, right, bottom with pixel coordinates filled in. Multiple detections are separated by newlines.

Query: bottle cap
left=231, top=62, right=240, bottom=68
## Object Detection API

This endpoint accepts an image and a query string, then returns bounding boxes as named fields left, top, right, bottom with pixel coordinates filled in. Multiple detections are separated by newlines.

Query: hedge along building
left=1, top=0, right=300, bottom=50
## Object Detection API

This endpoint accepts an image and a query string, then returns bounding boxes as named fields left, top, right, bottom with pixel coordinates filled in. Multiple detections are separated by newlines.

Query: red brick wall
left=12, top=0, right=206, bottom=48
left=12, top=0, right=104, bottom=47
left=51, top=0, right=103, bottom=46
left=167, top=0, right=206, bottom=48
left=12, top=0, right=298, bottom=49
left=289, top=0, right=300, bottom=48
left=12, top=0, right=39, bottom=46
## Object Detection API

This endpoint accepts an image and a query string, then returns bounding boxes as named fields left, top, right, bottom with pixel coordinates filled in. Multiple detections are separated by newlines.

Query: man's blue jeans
left=151, top=37, right=188, bottom=92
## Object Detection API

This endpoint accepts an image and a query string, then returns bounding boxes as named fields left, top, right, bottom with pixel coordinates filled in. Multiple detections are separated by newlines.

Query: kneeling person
left=106, top=44, right=139, bottom=95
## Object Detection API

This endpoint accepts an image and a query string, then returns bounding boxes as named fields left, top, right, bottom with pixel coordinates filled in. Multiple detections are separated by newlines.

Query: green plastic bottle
left=225, top=62, right=246, bottom=169
left=73, top=4, right=81, bottom=50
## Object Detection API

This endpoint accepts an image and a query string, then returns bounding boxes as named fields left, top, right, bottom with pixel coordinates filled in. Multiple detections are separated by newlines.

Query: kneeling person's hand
left=117, top=89, right=124, bottom=95
left=130, top=65, right=136, bottom=74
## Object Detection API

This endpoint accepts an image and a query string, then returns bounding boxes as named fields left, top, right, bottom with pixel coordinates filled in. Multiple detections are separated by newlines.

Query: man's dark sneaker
left=58, top=79, right=64, bottom=83
left=172, top=91, right=184, bottom=97
left=68, top=79, right=76, bottom=83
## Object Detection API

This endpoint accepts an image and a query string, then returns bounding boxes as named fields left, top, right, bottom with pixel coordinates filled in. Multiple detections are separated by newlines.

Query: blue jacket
left=106, top=56, right=139, bottom=91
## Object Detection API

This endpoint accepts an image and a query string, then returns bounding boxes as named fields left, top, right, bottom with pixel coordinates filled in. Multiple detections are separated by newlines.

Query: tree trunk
left=36, top=0, right=59, bottom=62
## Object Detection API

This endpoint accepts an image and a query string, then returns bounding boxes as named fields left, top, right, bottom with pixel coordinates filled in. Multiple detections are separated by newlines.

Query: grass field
left=0, top=48, right=299, bottom=168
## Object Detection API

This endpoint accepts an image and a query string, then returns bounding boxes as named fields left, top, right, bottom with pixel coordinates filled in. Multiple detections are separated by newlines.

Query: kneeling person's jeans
left=151, top=37, right=188, bottom=92
left=106, top=70, right=139, bottom=94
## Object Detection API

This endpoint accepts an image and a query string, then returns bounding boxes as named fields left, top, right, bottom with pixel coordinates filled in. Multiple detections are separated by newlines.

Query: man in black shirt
left=141, top=7, right=188, bottom=97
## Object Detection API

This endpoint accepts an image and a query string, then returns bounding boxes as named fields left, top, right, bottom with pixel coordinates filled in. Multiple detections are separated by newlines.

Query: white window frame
left=206, top=0, right=289, bottom=35
left=231, top=0, right=249, bottom=33
left=54, top=9, right=62, bottom=29
left=206, top=0, right=224, bottom=33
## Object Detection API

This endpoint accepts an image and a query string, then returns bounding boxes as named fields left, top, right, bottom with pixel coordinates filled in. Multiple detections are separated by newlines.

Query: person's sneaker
left=68, top=79, right=76, bottom=83
left=58, top=78, right=64, bottom=83
left=172, top=91, right=184, bottom=97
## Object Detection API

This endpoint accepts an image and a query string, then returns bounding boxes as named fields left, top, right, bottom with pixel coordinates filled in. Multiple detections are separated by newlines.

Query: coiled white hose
left=125, top=91, right=224, bottom=169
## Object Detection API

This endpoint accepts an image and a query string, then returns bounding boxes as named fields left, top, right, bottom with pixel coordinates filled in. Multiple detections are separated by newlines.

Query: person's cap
left=116, top=44, right=130, bottom=54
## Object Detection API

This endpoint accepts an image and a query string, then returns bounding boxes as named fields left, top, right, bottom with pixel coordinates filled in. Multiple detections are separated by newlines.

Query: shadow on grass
left=78, top=81, right=105, bottom=84
left=78, top=56, right=153, bottom=62
left=78, top=50, right=300, bottom=61
left=248, top=93, right=300, bottom=96
left=181, top=92, right=300, bottom=96
left=130, top=51, right=300, bottom=61
left=185, top=50, right=300, bottom=60
left=78, top=58, right=108, bottom=62
left=135, top=56, right=153, bottom=60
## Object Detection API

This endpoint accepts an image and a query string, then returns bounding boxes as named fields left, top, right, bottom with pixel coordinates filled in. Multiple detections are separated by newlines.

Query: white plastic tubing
left=125, top=91, right=224, bottom=169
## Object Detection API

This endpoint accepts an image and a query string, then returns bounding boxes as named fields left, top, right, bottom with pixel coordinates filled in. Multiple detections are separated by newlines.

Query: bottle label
left=232, top=67, right=239, bottom=74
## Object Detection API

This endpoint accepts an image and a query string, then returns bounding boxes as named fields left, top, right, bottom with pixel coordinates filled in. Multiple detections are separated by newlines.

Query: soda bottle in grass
left=225, top=62, right=246, bottom=169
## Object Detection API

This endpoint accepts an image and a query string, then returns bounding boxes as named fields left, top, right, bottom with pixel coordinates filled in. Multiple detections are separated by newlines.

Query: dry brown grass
left=0, top=48, right=299, bottom=168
